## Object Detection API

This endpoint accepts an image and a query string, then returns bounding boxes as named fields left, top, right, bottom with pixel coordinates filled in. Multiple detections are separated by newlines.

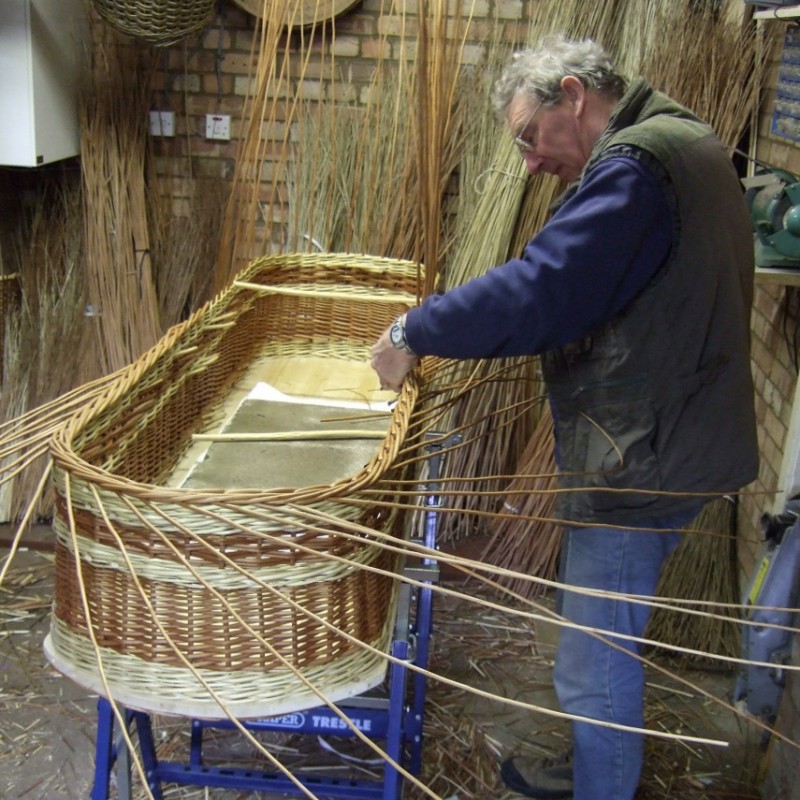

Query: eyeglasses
left=513, top=99, right=544, bottom=155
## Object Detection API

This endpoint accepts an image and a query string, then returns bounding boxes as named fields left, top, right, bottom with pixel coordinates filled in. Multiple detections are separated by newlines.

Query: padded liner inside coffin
left=182, top=394, right=389, bottom=490
left=168, top=355, right=394, bottom=490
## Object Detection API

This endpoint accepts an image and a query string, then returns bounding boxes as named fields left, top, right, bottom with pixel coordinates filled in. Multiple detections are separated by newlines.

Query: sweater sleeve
left=404, top=155, right=673, bottom=359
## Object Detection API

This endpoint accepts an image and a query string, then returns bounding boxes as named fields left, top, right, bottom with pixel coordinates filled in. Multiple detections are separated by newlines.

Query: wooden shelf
left=753, top=5, right=800, bottom=19
left=755, top=266, right=800, bottom=285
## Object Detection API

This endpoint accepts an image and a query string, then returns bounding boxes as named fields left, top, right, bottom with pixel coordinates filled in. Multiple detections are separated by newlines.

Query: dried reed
left=427, top=0, right=640, bottom=552
left=413, top=1, right=478, bottom=294
left=215, top=0, right=336, bottom=287
left=623, top=0, right=762, bottom=150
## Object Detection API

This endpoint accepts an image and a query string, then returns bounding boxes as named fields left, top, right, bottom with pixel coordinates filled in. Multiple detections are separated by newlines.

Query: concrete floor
left=0, top=524, right=769, bottom=800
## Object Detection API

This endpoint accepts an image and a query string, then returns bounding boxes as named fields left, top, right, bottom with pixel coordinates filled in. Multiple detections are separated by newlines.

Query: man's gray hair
left=492, top=35, right=627, bottom=116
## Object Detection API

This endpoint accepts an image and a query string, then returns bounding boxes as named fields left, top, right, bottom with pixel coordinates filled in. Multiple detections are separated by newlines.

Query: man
left=373, top=35, right=757, bottom=800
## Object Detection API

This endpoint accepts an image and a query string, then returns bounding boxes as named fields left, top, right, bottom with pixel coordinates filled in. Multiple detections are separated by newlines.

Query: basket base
left=43, top=630, right=389, bottom=720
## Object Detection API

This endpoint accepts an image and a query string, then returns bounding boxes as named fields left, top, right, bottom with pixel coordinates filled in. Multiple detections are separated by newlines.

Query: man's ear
left=560, top=76, right=585, bottom=114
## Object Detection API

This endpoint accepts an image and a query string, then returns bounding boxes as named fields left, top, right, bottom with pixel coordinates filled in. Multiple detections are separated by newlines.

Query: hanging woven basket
left=232, top=0, right=361, bottom=27
left=91, top=0, right=216, bottom=46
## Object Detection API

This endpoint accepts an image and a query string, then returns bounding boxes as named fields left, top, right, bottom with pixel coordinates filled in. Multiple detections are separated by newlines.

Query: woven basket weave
left=44, top=252, right=423, bottom=719
left=91, top=0, right=216, bottom=46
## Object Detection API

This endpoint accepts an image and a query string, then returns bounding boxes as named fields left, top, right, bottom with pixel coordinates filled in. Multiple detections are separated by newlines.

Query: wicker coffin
left=43, top=252, right=423, bottom=719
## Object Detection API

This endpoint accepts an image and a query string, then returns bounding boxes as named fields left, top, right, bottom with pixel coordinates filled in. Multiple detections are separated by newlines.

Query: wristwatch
left=389, top=314, right=415, bottom=355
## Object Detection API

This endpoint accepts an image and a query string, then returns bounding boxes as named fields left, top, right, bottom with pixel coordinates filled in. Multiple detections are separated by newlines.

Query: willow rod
left=191, top=429, right=387, bottom=442
left=233, top=281, right=416, bottom=304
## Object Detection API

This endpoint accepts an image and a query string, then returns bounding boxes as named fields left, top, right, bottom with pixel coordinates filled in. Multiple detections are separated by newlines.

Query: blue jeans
left=553, top=510, right=699, bottom=800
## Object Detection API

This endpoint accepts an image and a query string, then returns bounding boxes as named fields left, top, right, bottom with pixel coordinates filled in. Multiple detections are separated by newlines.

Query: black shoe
left=500, top=751, right=573, bottom=799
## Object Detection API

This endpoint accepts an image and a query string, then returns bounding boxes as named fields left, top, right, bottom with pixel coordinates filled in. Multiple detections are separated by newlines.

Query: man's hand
left=371, top=325, right=419, bottom=392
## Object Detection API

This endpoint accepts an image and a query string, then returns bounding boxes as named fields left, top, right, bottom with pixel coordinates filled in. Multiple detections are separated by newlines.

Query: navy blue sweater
left=405, top=156, right=672, bottom=358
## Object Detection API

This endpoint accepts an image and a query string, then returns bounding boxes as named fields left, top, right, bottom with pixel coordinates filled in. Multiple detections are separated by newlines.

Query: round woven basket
left=91, top=0, right=216, bottom=46
left=43, top=252, right=423, bottom=720
left=232, top=0, right=362, bottom=27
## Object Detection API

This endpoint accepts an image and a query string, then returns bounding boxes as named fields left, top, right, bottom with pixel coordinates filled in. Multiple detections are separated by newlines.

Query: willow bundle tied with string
left=436, top=0, right=766, bottom=558
left=431, top=130, right=540, bottom=544
left=608, top=0, right=766, bottom=637
left=426, top=0, right=632, bottom=547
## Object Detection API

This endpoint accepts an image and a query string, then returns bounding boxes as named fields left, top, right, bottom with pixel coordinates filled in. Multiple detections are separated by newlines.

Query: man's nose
left=523, top=151, right=543, bottom=174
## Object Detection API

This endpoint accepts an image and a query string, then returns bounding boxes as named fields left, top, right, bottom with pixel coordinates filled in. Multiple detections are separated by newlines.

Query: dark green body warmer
left=541, top=79, right=758, bottom=526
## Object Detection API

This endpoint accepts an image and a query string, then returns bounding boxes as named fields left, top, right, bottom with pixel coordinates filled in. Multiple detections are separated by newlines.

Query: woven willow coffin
left=43, top=252, right=423, bottom=719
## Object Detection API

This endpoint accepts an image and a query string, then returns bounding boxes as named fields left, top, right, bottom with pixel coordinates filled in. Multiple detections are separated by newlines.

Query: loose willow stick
left=233, top=281, right=416, bottom=304
left=191, top=430, right=387, bottom=442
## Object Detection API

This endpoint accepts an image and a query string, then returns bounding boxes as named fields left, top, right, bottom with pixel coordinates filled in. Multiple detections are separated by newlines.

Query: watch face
left=390, top=321, right=403, bottom=347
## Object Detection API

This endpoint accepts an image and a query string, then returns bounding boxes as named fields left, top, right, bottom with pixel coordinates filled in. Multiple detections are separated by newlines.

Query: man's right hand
left=370, top=325, right=419, bottom=392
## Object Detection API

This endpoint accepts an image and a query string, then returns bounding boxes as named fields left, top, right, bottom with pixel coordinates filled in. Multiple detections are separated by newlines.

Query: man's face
left=507, top=89, right=588, bottom=183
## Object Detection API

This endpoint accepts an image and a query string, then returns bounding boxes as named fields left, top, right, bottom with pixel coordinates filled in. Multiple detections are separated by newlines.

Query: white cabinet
left=0, top=0, right=88, bottom=167
left=752, top=4, right=800, bottom=18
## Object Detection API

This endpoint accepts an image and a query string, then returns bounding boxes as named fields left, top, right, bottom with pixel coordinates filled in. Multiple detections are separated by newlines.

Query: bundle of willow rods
left=0, top=176, right=91, bottom=522
left=629, top=0, right=764, bottom=150
left=413, top=1, right=478, bottom=294
left=214, top=0, right=295, bottom=288
left=613, top=0, right=765, bottom=644
left=646, top=496, right=742, bottom=667
left=80, top=26, right=162, bottom=375
left=432, top=128, right=540, bottom=543
left=481, top=403, right=562, bottom=600
left=286, top=77, right=420, bottom=259
left=147, top=170, right=229, bottom=330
